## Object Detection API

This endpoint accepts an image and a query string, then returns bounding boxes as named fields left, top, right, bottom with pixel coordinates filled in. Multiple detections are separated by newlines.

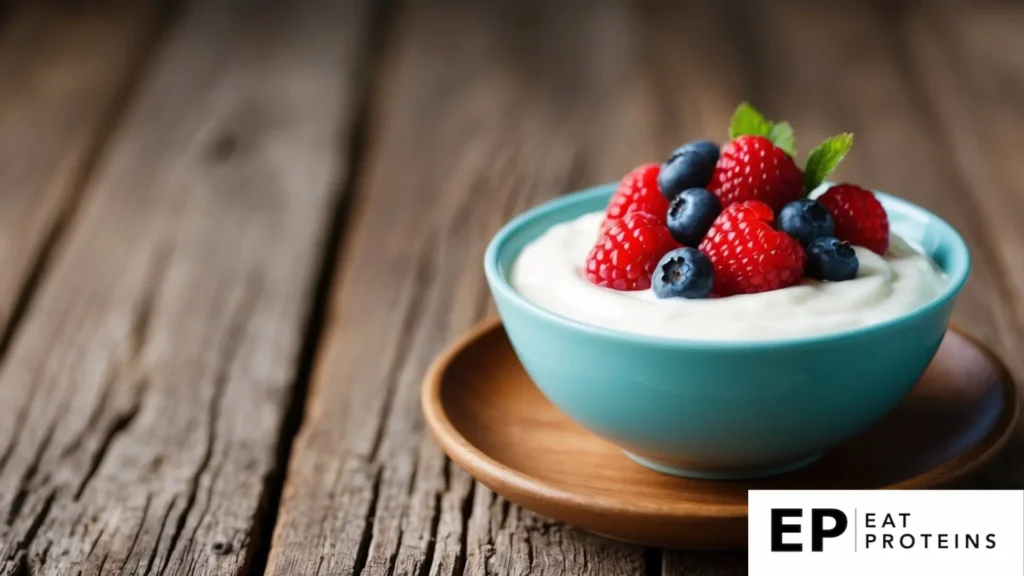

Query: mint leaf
left=728, top=102, right=773, bottom=140
left=729, top=103, right=796, bottom=156
left=803, top=133, right=854, bottom=194
left=768, top=121, right=796, bottom=156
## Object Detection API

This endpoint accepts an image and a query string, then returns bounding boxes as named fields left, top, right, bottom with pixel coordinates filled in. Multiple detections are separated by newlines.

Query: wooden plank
left=0, top=0, right=166, bottom=362
left=462, top=487, right=645, bottom=576
left=0, top=0, right=370, bottom=573
left=265, top=0, right=763, bottom=574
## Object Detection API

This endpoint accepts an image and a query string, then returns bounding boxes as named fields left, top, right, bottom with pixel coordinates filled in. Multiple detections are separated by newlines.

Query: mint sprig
left=803, top=133, right=854, bottom=194
left=768, top=122, right=796, bottom=157
left=729, top=103, right=773, bottom=140
left=728, top=102, right=797, bottom=156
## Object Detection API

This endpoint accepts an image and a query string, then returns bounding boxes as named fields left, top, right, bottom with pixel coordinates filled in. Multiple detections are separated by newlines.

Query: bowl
left=483, top=183, right=971, bottom=479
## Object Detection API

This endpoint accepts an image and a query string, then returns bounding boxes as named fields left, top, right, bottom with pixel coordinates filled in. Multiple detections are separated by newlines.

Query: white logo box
left=748, top=490, right=1024, bottom=576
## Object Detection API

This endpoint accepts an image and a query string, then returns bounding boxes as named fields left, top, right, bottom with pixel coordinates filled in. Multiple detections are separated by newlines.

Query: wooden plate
left=422, top=318, right=1019, bottom=550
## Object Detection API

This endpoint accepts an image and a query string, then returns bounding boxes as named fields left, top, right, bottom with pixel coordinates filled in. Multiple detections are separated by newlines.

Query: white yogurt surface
left=510, top=211, right=949, bottom=341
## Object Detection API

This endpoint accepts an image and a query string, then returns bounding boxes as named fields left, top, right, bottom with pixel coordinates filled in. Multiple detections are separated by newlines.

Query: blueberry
left=666, top=188, right=721, bottom=246
left=806, top=237, right=859, bottom=281
left=658, top=140, right=720, bottom=200
left=652, top=247, right=714, bottom=299
left=776, top=199, right=835, bottom=246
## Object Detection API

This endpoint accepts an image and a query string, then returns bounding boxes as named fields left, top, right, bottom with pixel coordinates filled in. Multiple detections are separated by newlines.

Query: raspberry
left=585, top=212, right=679, bottom=291
left=601, top=163, right=669, bottom=233
left=698, top=201, right=806, bottom=295
left=708, top=135, right=803, bottom=213
left=817, top=184, right=889, bottom=255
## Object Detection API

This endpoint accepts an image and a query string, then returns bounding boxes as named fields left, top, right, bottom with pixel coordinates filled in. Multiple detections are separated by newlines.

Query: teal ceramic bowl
left=484, top=184, right=971, bottom=479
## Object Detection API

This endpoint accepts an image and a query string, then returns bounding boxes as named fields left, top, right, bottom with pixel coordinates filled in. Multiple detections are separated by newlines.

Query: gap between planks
left=248, top=0, right=398, bottom=573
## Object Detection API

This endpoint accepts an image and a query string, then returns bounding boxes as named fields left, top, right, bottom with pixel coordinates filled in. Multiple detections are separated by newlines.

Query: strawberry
left=708, top=103, right=853, bottom=213
left=698, top=201, right=806, bottom=296
left=585, top=211, right=679, bottom=291
left=600, top=163, right=669, bottom=234
left=818, top=184, right=889, bottom=255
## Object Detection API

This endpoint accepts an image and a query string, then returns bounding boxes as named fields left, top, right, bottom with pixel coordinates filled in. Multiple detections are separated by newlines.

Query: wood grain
left=0, top=0, right=367, bottom=573
left=265, top=0, right=722, bottom=574
left=0, top=0, right=167, bottom=370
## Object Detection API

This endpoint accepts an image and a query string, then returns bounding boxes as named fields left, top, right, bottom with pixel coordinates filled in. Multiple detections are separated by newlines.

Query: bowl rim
left=483, top=183, right=972, bottom=349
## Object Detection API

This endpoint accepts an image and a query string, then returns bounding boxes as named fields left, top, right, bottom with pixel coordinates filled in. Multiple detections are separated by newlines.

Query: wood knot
left=206, top=132, right=239, bottom=162
left=211, top=541, right=233, bottom=555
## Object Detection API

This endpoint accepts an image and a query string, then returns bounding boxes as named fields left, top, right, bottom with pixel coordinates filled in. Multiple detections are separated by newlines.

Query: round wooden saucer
left=422, top=318, right=1019, bottom=550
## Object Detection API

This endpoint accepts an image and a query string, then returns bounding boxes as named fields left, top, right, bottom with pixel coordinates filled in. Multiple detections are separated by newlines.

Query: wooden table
left=0, top=0, right=1021, bottom=574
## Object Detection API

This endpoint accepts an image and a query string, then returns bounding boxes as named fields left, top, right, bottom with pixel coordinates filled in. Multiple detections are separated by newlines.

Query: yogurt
left=510, top=212, right=949, bottom=341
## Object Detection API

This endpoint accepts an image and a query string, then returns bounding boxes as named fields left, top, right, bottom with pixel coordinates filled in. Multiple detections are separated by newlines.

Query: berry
left=652, top=248, right=714, bottom=299
left=666, top=188, right=721, bottom=246
left=585, top=212, right=679, bottom=291
left=817, top=184, right=889, bottom=255
left=715, top=103, right=853, bottom=211
left=708, top=135, right=804, bottom=212
left=775, top=199, right=835, bottom=246
left=602, top=163, right=669, bottom=233
left=806, top=237, right=859, bottom=281
left=698, top=201, right=806, bottom=296
left=658, top=140, right=720, bottom=200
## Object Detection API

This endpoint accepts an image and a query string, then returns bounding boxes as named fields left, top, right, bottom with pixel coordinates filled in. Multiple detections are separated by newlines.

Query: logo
left=770, top=508, right=848, bottom=552
left=749, top=490, right=1023, bottom=576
